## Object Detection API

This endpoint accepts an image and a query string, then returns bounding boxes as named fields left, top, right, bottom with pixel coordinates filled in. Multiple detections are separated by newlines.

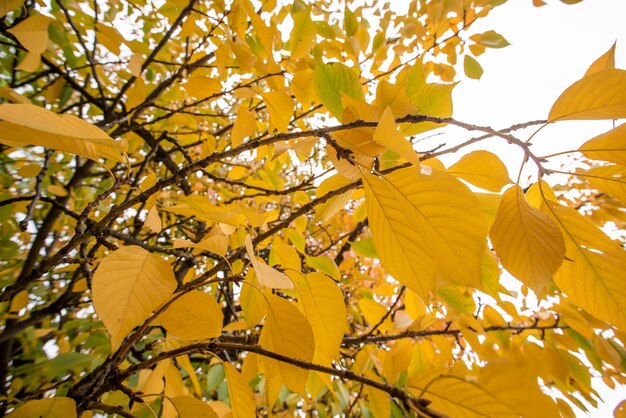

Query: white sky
left=446, top=1, right=626, bottom=416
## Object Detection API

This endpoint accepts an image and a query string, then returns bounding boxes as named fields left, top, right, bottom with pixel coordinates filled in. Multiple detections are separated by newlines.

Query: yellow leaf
left=261, top=91, right=294, bottom=133
left=291, top=68, right=315, bottom=105
left=223, top=362, right=256, bottom=418
left=6, top=397, right=76, bottom=418
left=448, top=150, right=511, bottom=192
left=245, top=234, right=293, bottom=289
left=95, top=22, right=126, bottom=55
left=231, top=107, right=257, bottom=147
left=0, top=104, right=124, bottom=162
left=525, top=180, right=558, bottom=209
left=290, top=8, right=316, bottom=60
left=173, top=232, right=229, bottom=257
left=159, top=290, right=223, bottom=341
left=241, top=271, right=267, bottom=327
left=373, top=107, right=418, bottom=164
left=579, top=123, right=626, bottom=166
left=8, top=13, right=51, bottom=53
left=268, top=243, right=301, bottom=272
left=0, top=0, right=24, bottom=18
left=163, top=195, right=245, bottom=225
left=183, top=75, right=222, bottom=100
left=584, top=42, right=616, bottom=77
left=363, top=166, right=487, bottom=300
left=548, top=201, right=626, bottom=331
left=171, top=396, right=218, bottom=418
left=548, top=69, right=626, bottom=121
left=615, top=400, right=626, bottom=418
left=92, top=246, right=177, bottom=349
left=259, top=294, right=315, bottom=395
left=584, top=164, right=626, bottom=205
left=490, top=186, right=565, bottom=295
left=374, top=80, right=418, bottom=118
left=145, top=205, right=162, bottom=233
left=293, top=272, right=347, bottom=364
left=358, top=298, right=393, bottom=332
left=0, top=87, right=30, bottom=104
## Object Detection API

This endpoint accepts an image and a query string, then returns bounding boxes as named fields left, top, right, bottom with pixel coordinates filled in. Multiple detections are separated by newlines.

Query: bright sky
left=446, top=1, right=626, bottom=416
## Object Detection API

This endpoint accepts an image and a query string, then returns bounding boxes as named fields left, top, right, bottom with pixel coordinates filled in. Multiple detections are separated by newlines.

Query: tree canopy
left=1, top=0, right=626, bottom=417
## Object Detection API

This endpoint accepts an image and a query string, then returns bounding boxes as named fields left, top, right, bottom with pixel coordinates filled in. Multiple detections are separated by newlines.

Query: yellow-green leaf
left=92, top=246, right=177, bottom=349
left=261, top=90, right=294, bottom=133
left=490, top=186, right=565, bottom=294
left=0, top=104, right=124, bottom=162
left=584, top=42, right=616, bottom=77
left=404, top=62, right=455, bottom=135
left=363, top=166, right=487, bottom=300
left=548, top=201, right=626, bottom=331
left=373, top=107, right=418, bottom=164
left=579, top=123, right=626, bottom=166
left=245, top=234, right=293, bottom=289
left=259, top=294, right=315, bottom=394
left=159, top=290, right=223, bottom=341
left=314, top=61, right=364, bottom=119
left=448, top=150, right=511, bottom=192
left=470, top=30, right=510, bottom=49
left=464, top=55, right=484, bottom=80
left=548, top=69, right=626, bottom=121
left=171, top=396, right=218, bottom=418
left=223, top=362, right=256, bottom=418
left=305, top=254, right=341, bottom=281
left=6, top=397, right=76, bottom=418
left=294, top=272, right=347, bottom=364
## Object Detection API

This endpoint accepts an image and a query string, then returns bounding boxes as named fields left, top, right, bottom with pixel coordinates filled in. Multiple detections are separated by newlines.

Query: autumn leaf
left=490, top=185, right=565, bottom=294
left=92, top=246, right=177, bottom=349
left=549, top=69, right=626, bottom=121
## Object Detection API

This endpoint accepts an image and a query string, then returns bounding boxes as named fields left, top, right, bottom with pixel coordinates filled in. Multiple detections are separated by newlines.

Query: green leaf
left=314, top=61, right=364, bottom=119
left=464, top=55, right=484, bottom=80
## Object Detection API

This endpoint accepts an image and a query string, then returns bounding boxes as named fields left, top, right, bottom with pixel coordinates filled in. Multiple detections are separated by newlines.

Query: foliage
left=0, top=0, right=625, bottom=417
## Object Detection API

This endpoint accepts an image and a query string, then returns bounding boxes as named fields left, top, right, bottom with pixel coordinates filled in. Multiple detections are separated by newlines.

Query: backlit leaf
left=290, top=8, right=316, bottom=60
left=373, top=107, right=418, bottom=163
left=579, top=123, right=626, bottom=166
left=231, top=107, right=257, bottom=147
left=159, top=291, right=223, bottom=341
left=245, top=234, right=293, bottom=289
left=95, top=22, right=126, bottom=55
left=464, top=55, right=484, bottom=80
left=293, top=272, right=347, bottom=364
left=584, top=164, right=626, bottom=205
left=448, top=150, right=511, bottom=192
left=548, top=202, right=626, bottom=331
left=261, top=91, right=294, bottom=133
left=223, top=362, right=256, bottom=418
left=585, top=42, right=616, bottom=76
left=92, top=246, right=177, bottom=349
left=314, top=61, right=364, bottom=119
left=364, top=166, right=487, bottom=300
left=259, top=294, right=315, bottom=394
left=548, top=69, right=626, bottom=121
left=490, top=186, right=565, bottom=294
left=0, top=104, right=124, bottom=162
